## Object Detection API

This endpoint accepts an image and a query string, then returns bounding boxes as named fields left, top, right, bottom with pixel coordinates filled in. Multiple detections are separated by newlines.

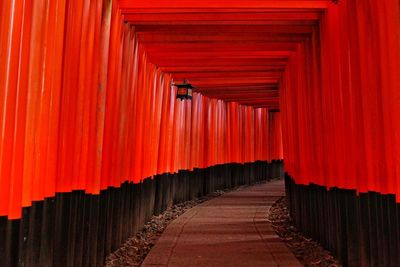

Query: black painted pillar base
left=0, top=160, right=283, bottom=267
left=285, top=174, right=400, bottom=267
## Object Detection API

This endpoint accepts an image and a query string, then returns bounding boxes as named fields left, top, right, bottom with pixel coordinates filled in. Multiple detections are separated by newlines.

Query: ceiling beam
left=118, top=1, right=331, bottom=9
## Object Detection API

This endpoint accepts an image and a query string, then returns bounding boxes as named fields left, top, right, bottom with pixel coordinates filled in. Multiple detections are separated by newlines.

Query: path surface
left=142, top=179, right=302, bottom=267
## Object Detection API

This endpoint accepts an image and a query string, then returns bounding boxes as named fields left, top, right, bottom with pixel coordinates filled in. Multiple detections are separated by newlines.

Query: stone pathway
left=142, top=179, right=301, bottom=267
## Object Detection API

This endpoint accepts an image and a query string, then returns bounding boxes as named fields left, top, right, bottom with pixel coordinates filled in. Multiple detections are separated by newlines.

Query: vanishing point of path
left=142, top=179, right=301, bottom=267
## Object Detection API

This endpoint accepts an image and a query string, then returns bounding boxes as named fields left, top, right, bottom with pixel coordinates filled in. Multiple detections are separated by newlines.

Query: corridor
left=1, top=0, right=400, bottom=266
left=142, top=180, right=300, bottom=267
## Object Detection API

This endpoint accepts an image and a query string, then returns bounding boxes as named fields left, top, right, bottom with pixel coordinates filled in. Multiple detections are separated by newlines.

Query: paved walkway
left=142, top=179, right=302, bottom=267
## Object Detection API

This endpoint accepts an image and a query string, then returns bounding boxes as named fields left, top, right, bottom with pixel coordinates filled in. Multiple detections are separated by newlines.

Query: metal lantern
left=173, top=79, right=194, bottom=100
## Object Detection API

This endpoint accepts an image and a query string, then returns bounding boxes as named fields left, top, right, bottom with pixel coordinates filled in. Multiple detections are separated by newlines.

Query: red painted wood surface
left=281, top=0, right=400, bottom=199
left=1, top=0, right=399, bottom=219
left=120, top=0, right=400, bottom=200
left=0, top=0, right=283, bottom=219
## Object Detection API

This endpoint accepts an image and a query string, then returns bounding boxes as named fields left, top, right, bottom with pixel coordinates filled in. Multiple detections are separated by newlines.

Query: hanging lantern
left=173, top=79, right=194, bottom=100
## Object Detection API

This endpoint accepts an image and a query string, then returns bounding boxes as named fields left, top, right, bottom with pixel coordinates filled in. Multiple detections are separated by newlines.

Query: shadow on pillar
left=0, top=160, right=283, bottom=267
left=285, top=174, right=400, bottom=267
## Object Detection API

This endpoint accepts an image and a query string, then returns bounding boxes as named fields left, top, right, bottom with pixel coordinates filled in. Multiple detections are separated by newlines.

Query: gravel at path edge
left=105, top=185, right=252, bottom=267
left=267, top=197, right=342, bottom=267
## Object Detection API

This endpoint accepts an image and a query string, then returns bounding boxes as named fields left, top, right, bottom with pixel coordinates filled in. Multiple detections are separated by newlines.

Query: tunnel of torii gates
left=0, top=0, right=400, bottom=266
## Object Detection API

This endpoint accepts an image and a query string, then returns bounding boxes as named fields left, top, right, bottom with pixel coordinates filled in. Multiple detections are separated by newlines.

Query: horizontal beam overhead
left=135, top=24, right=316, bottom=34
left=118, top=0, right=326, bottom=106
left=119, top=1, right=332, bottom=9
